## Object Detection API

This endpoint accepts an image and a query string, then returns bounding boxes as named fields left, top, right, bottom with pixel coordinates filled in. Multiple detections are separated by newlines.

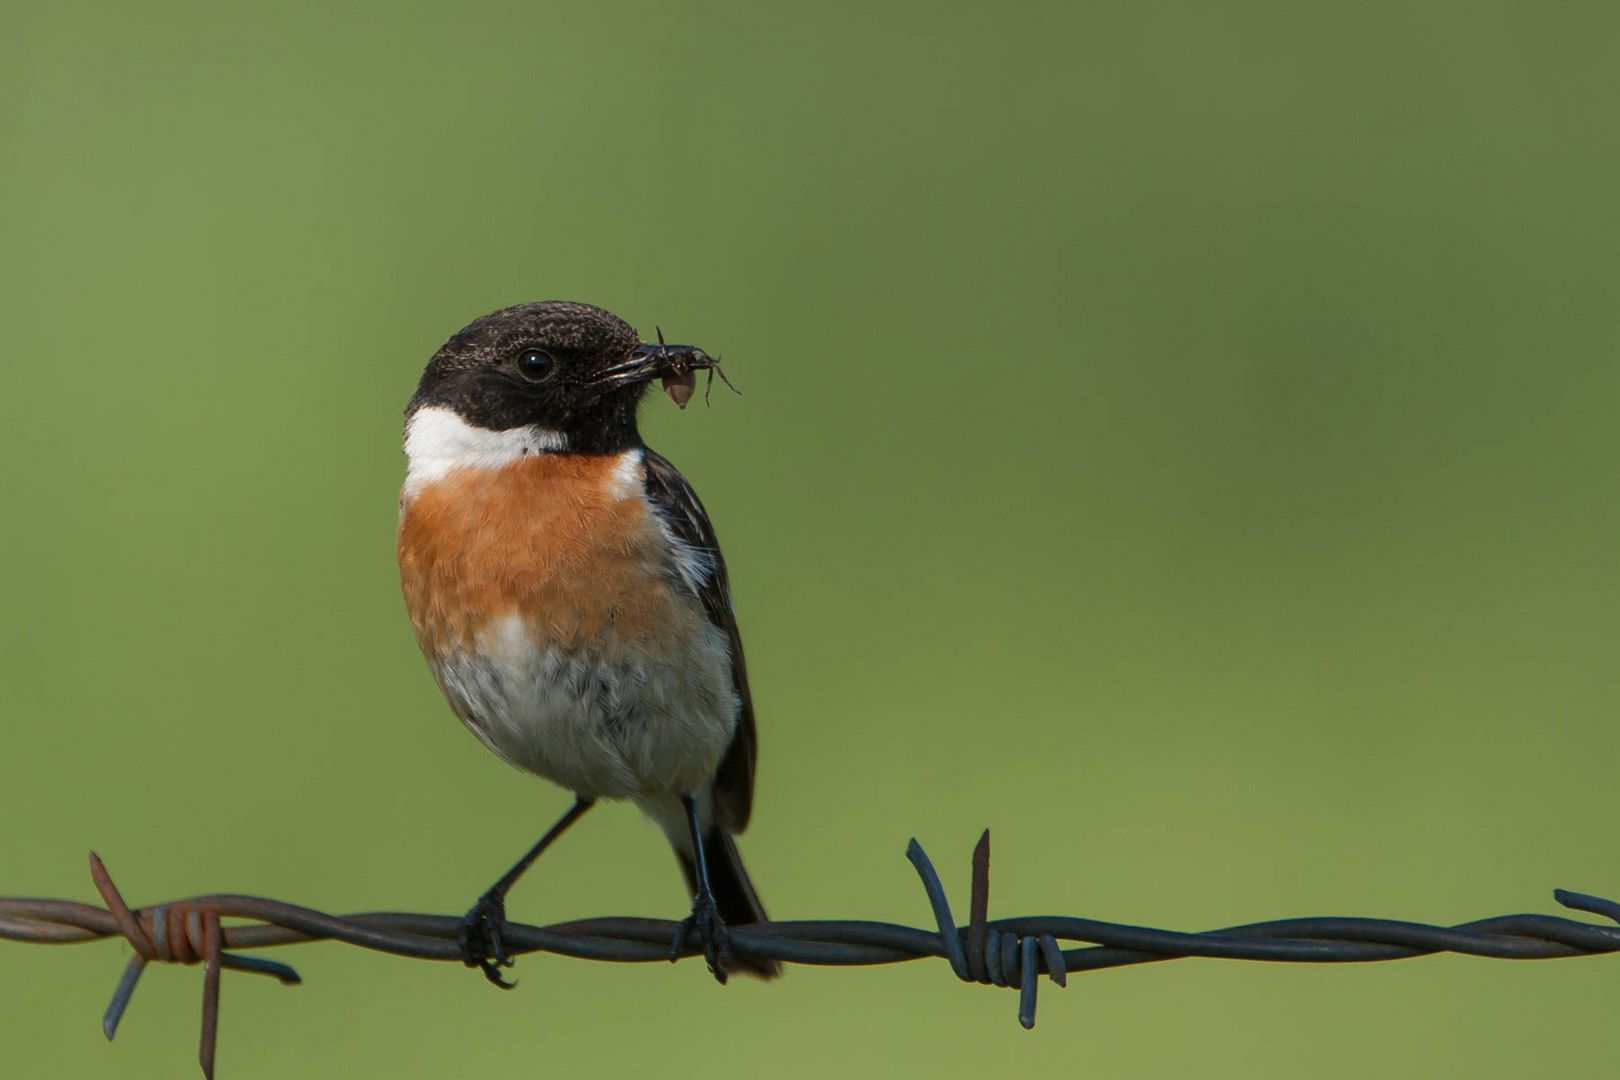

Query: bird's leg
left=461, top=795, right=594, bottom=988
left=668, top=793, right=732, bottom=983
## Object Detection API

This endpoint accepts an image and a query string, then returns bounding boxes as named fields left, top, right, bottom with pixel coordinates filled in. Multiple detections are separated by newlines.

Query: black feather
left=641, top=449, right=758, bottom=833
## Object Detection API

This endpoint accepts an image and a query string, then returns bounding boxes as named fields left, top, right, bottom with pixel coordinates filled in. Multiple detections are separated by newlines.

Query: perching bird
left=396, top=300, right=775, bottom=984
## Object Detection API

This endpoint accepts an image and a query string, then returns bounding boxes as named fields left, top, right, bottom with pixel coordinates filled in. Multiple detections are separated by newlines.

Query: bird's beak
left=595, top=342, right=716, bottom=388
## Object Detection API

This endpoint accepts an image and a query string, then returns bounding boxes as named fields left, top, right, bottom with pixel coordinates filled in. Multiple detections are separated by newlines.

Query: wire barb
left=904, top=831, right=1067, bottom=1026
left=4, top=834, right=1620, bottom=1077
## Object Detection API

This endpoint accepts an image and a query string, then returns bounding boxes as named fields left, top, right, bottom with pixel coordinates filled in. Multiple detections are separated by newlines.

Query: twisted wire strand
left=4, top=832, right=1619, bottom=1079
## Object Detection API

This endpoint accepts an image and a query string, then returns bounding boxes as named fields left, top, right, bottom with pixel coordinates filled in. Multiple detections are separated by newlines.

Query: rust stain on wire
left=5, top=832, right=1620, bottom=1077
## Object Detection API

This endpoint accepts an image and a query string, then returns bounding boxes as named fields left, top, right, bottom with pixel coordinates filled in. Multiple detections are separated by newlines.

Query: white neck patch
left=403, top=406, right=567, bottom=495
left=606, top=447, right=645, bottom=500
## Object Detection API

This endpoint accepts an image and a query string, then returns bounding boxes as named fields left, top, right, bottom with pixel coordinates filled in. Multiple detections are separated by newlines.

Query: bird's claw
left=461, top=891, right=517, bottom=989
left=669, top=890, right=732, bottom=984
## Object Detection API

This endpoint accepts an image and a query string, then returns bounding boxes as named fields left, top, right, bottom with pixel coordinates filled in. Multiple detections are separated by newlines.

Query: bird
left=395, top=300, right=777, bottom=985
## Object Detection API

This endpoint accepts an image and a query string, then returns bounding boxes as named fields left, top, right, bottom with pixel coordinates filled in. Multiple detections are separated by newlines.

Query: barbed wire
left=5, top=830, right=1620, bottom=1079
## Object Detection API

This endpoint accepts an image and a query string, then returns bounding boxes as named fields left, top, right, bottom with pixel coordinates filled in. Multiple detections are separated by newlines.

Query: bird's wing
left=641, top=448, right=758, bottom=832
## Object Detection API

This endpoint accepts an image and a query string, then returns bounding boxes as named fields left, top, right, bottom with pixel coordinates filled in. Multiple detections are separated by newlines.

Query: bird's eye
left=515, top=348, right=554, bottom=380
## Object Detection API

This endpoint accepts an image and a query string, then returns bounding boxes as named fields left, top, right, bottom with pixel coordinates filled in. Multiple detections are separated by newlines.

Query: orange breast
left=397, top=453, right=702, bottom=658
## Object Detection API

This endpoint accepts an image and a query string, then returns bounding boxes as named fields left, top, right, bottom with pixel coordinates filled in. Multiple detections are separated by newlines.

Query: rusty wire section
left=5, top=832, right=1620, bottom=1079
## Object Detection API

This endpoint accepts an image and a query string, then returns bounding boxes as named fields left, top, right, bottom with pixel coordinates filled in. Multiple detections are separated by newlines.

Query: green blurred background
left=3, top=1, right=1617, bottom=1076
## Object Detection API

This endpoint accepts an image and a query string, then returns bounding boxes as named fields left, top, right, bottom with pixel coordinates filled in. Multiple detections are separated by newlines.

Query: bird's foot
left=460, top=890, right=517, bottom=989
left=669, top=890, right=732, bottom=984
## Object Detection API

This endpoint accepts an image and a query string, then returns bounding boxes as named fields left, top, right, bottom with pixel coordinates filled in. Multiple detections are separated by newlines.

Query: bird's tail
left=676, top=829, right=781, bottom=979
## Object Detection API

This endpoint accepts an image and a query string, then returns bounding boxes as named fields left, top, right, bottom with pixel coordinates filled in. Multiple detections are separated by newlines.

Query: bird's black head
left=406, top=300, right=714, bottom=454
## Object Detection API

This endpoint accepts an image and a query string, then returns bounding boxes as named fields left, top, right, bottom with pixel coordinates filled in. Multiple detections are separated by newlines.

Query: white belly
left=429, top=613, right=739, bottom=800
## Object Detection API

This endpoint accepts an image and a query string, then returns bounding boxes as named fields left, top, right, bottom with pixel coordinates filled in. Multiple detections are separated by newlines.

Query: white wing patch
left=650, top=509, right=717, bottom=596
